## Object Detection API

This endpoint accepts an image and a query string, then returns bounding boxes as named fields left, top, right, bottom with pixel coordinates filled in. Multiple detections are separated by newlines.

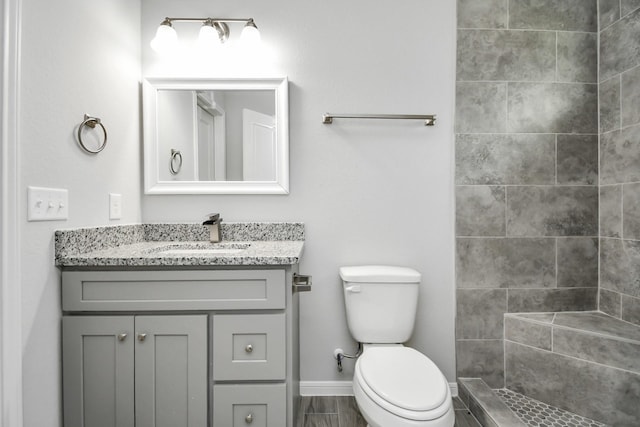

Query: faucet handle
left=203, top=213, right=223, bottom=226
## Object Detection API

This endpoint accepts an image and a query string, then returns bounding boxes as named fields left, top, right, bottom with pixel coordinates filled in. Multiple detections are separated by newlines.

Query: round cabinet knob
left=245, top=344, right=253, bottom=353
left=117, top=333, right=127, bottom=342
left=138, top=333, right=147, bottom=342
left=245, top=413, right=253, bottom=424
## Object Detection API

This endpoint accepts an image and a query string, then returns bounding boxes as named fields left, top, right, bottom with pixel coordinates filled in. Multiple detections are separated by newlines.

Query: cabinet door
left=62, top=316, right=135, bottom=427
left=134, top=315, right=208, bottom=427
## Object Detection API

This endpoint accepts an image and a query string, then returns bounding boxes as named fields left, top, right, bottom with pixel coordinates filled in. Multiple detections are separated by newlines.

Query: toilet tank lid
left=339, top=265, right=421, bottom=283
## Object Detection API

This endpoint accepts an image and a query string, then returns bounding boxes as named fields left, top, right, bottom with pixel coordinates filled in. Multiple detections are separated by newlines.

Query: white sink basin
left=152, top=243, right=251, bottom=257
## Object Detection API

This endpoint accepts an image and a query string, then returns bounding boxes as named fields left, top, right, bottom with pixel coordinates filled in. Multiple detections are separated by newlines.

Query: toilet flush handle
left=346, top=285, right=361, bottom=293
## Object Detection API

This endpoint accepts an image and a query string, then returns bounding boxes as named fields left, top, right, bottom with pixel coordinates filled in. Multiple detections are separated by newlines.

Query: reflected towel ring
left=77, top=114, right=107, bottom=154
left=169, top=149, right=183, bottom=175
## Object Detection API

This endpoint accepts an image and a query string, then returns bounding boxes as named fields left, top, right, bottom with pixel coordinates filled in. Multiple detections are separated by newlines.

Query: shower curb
left=458, top=378, right=526, bottom=427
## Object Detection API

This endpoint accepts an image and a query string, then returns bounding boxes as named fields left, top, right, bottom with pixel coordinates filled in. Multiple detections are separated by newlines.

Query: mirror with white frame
left=143, top=77, right=289, bottom=194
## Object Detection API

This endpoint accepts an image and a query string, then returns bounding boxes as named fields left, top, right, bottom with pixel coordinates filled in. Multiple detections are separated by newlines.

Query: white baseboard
left=300, top=381, right=459, bottom=398
left=449, top=382, right=458, bottom=397
left=300, top=381, right=354, bottom=396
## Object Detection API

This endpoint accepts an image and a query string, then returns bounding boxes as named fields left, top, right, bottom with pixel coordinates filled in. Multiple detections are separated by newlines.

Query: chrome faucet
left=202, top=213, right=223, bottom=243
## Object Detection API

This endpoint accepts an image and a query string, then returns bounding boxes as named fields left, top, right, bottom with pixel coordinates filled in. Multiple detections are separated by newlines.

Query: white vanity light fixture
left=151, top=17, right=261, bottom=54
left=150, top=18, right=178, bottom=54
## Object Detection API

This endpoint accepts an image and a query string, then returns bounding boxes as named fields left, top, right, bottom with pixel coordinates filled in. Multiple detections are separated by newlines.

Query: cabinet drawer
left=212, top=313, right=286, bottom=381
left=62, top=269, right=285, bottom=311
left=213, top=383, right=286, bottom=427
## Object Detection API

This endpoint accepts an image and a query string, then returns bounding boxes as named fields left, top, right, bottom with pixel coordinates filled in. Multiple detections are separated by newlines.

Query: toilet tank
left=340, top=265, right=420, bottom=344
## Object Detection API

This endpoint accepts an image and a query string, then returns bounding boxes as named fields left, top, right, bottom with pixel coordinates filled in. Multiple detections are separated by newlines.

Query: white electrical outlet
left=27, top=186, right=69, bottom=221
left=109, top=193, right=122, bottom=220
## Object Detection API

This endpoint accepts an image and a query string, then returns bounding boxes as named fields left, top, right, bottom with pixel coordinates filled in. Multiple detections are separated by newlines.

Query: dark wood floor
left=297, top=396, right=481, bottom=427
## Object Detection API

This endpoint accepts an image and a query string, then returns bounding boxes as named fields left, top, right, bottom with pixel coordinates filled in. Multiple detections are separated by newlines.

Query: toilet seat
left=355, top=347, right=450, bottom=421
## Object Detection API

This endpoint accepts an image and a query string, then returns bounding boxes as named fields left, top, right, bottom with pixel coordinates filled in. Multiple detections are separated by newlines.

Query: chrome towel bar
left=322, top=113, right=436, bottom=126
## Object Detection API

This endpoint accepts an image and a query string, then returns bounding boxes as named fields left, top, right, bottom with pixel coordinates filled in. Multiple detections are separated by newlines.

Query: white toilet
left=340, top=265, right=455, bottom=427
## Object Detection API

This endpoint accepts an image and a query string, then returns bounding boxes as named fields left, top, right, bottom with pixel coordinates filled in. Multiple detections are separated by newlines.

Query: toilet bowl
left=339, top=266, right=455, bottom=427
left=353, top=345, right=454, bottom=427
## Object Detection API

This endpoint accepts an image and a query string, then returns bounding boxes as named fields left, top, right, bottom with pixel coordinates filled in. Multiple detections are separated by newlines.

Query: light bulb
left=240, top=21, right=261, bottom=47
left=197, top=23, right=221, bottom=50
left=150, top=21, right=177, bottom=54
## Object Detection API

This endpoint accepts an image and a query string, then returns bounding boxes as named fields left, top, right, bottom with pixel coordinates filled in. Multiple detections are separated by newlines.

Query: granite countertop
left=55, top=223, right=304, bottom=267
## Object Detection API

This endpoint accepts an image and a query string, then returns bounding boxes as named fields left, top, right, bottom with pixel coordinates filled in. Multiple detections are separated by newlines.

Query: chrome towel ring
left=77, top=114, right=107, bottom=154
left=169, top=149, right=183, bottom=175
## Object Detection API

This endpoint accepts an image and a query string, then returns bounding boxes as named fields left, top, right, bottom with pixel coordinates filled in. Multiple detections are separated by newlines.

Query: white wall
left=18, top=1, right=141, bottom=425
left=142, top=0, right=457, bottom=384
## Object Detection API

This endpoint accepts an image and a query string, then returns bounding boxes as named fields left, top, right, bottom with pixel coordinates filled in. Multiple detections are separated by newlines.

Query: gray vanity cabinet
left=62, top=316, right=135, bottom=427
left=62, top=314, right=207, bottom=427
left=61, top=267, right=300, bottom=427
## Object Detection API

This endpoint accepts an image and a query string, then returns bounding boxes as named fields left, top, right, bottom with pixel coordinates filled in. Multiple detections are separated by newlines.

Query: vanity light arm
left=162, top=17, right=256, bottom=24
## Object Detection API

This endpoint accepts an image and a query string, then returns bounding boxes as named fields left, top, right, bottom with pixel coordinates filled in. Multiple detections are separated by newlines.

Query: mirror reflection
left=143, top=77, right=289, bottom=195
left=157, top=89, right=276, bottom=182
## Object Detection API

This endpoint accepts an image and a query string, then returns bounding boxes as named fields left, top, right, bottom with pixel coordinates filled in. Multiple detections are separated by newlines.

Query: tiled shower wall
left=599, top=3, right=640, bottom=325
left=454, top=0, right=599, bottom=388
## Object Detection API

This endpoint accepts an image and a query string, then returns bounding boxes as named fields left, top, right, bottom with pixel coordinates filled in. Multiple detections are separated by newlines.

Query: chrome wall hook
left=77, top=114, right=107, bottom=154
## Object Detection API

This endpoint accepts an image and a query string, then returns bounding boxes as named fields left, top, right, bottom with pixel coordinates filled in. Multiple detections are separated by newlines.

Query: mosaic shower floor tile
left=494, top=388, right=608, bottom=427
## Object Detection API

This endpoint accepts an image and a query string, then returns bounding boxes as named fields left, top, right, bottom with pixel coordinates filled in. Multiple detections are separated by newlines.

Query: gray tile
left=456, top=288, right=507, bottom=339
left=600, top=8, right=640, bottom=81
left=456, top=186, right=506, bottom=236
left=467, top=400, right=498, bottom=427
left=556, top=134, right=598, bottom=185
left=506, top=186, right=598, bottom=237
left=556, top=32, right=597, bottom=83
left=504, top=316, right=552, bottom=350
left=600, top=0, right=621, bottom=28
left=507, top=288, right=598, bottom=312
left=457, top=30, right=555, bottom=81
left=600, top=185, right=622, bottom=238
left=557, top=237, right=598, bottom=288
left=623, top=182, right=640, bottom=239
left=621, top=65, right=640, bottom=127
left=453, top=396, right=466, bottom=410
left=300, top=396, right=337, bottom=414
left=457, top=0, right=507, bottom=29
left=336, top=396, right=366, bottom=427
left=600, top=125, right=640, bottom=184
left=508, top=0, right=597, bottom=31
left=507, top=83, right=598, bottom=134
left=455, top=409, right=482, bottom=427
left=553, top=311, right=640, bottom=342
left=302, top=414, right=339, bottom=427
left=459, top=378, right=526, bottom=427
left=622, top=0, right=640, bottom=16
left=455, top=134, right=556, bottom=185
left=456, top=82, right=507, bottom=134
left=456, top=238, right=556, bottom=289
left=495, top=388, right=608, bottom=427
left=456, top=340, right=505, bottom=388
left=599, top=288, right=622, bottom=318
left=622, top=294, right=640, bottom=326
left=458, top=381, right=471, bottom=407
left=600, top=76, right=621, bottom=133
left=600, top=237, right=640, bottom=298
left=512, top=313, right=555, bottom=323
left=553, top=326, right=640, bottom=373
left=505, top=341, right=640, bottom=425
